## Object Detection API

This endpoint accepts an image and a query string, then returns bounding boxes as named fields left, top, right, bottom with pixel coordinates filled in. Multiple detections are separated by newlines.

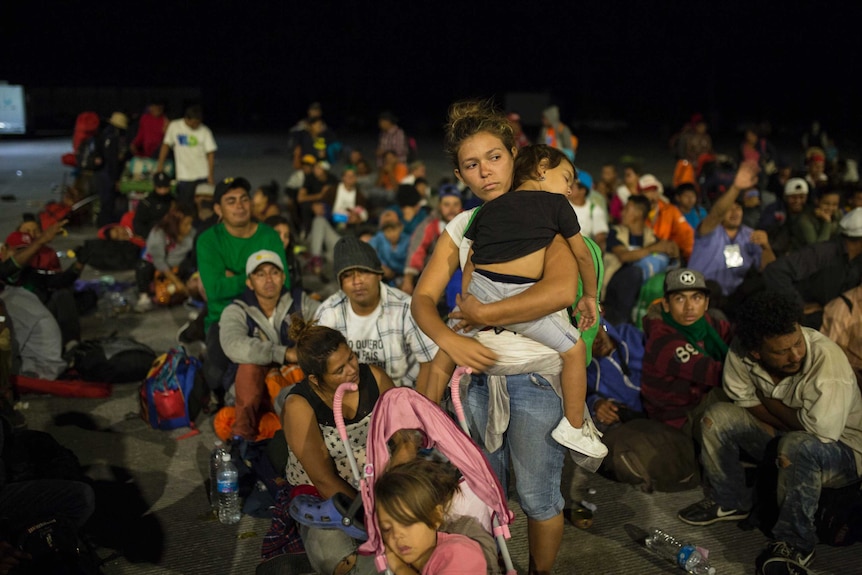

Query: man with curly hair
left=677, top=290, right=862, bottom=575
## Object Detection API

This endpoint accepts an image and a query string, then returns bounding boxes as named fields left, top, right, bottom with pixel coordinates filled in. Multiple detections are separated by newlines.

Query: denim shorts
left=464, top=372, right=566, bottom=522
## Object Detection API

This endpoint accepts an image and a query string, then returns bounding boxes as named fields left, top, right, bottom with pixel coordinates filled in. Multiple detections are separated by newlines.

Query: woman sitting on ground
left=134, top=203, right=197, bottom=311
left=281, top=316, right=394, bottom=575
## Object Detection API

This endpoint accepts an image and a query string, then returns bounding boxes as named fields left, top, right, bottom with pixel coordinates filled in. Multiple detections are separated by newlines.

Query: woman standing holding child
left=412, top=100, right=600, bottom=575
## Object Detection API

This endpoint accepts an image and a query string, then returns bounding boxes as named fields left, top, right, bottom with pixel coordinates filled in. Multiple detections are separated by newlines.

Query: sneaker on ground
left=177, top=314, right=206, bottom=344
left=551, top=417, right=608, bottom=458
left=755, top=541, right=815, bottom=575
left=677, top=497, right=750, bottom=526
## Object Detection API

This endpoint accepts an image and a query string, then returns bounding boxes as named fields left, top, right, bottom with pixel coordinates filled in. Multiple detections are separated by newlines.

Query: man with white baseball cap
left=763, top=207, right=862, bottom=329
left=218, top=250, right=319, bottom=440
left=757, top=177, right=810, bottom=257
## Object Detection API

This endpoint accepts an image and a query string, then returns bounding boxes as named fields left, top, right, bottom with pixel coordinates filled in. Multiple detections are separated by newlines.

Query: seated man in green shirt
left=196, top=176, right=288, bottom=391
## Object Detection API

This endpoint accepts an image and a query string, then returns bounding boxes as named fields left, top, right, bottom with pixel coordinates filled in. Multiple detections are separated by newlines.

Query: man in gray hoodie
left=219, top=250, right=319, bottom=440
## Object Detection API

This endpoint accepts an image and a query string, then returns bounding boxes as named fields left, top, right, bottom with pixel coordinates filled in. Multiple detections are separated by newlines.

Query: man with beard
left=677, top=290, right=862, bottom=575
left=688, top=162, right=775, bottom=300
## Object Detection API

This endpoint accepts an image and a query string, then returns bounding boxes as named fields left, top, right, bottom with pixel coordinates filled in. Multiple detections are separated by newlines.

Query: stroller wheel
left=565, top=506, right=593, bottom=530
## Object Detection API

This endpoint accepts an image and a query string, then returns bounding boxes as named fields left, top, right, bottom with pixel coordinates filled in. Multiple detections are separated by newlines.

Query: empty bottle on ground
left=217, top=452, right=241, bottom=525
left=209, top=440, right=228, bottom=513
left=644, top=528, right=715, bottom=574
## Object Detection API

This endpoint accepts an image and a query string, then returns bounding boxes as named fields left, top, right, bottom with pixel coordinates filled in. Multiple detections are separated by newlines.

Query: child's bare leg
left=416, top=349, right=457, bottom=404
left=559, top=339, right=587, bottom=428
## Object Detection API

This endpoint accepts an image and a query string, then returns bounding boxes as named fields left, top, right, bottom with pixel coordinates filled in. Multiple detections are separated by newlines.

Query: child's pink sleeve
left=422, top=533, right=486, bottom=575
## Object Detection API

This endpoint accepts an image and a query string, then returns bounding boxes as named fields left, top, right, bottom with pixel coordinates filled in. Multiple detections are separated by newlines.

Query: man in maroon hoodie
left=130, top=102, right=168, bottom=158
left=640, top=269, right=733, bottom=432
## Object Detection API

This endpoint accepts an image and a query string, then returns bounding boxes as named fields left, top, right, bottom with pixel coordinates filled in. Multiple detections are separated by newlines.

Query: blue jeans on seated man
left=700, top=402, right=859, bottom=553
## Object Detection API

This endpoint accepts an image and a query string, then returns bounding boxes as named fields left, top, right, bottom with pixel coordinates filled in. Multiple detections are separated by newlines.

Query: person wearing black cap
left=640, top=268, right=733, bottom=431
left=132, top=171, right=175, bottom=239
left=195, top=177, right=288, bottom=391
left=313, top=234, right=438, bottom=389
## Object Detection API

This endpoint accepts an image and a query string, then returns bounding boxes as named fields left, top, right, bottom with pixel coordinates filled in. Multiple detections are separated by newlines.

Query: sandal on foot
left=289, top=494, right=367, bottom=541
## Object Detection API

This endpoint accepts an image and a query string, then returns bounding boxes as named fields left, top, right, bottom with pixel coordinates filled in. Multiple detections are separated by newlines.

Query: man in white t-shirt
left=157, top=104, right=217, bottom=206
left=314, top=234, right=437, bottom=388
left=569, top=181, right=609, bottom=251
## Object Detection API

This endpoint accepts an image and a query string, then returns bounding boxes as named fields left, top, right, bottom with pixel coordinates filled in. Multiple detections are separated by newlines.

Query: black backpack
left=68, top=337, right=156, bottom=383
left=77, top=239, right=141, bottom=271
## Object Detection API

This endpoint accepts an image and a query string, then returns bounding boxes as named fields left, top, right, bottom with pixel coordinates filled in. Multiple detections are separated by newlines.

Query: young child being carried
left=432, top=144, right=606, bottom=458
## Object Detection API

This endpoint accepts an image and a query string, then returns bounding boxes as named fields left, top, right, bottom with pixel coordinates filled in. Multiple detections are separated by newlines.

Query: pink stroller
left=332, top=367, right=517, bottom=574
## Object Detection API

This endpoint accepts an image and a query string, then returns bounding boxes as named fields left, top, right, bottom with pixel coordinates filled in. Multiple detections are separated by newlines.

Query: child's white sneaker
left=551, top=417, right=608, bottom=458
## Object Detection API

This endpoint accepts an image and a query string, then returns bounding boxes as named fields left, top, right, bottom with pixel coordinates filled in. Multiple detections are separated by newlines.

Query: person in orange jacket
left=638, top=174, right=695, bottom=261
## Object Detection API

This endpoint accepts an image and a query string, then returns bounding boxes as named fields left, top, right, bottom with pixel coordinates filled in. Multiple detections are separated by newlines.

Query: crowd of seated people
left=3, top=102, right=862, bottom=575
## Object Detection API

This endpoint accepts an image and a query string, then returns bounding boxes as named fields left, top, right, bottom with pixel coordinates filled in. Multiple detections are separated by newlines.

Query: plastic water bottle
left=209, top=440, right=228, bottom=513
left=644, top=528, right=715, bottom=574
left=217, top=452, right=241, bottom=525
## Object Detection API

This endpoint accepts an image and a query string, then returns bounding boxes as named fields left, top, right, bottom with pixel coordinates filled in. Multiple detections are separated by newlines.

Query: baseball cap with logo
left=664, top=268, right=709, bottom=295
left=245, top=250, right=284, bottom=276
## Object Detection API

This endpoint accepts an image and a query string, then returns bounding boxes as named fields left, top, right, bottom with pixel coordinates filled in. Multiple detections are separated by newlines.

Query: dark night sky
left=4, top=1, right=860, bottom=137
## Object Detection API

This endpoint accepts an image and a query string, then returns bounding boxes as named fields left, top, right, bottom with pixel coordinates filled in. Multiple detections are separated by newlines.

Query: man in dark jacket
left=132, top=171, right=174, bottom=239
left=762, top=207, right=862, bottom=329
left=94, top=112, right=130, bottom=226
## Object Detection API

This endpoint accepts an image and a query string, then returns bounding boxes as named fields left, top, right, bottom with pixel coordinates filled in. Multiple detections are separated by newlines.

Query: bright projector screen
left=0, top=85, right=26, bottom=134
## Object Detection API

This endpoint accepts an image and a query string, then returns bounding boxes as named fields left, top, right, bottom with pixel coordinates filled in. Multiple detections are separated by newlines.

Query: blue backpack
left=139, top=347, right=204, bottom=430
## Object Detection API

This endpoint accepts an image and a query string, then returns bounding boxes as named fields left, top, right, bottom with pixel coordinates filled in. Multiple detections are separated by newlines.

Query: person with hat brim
left=0, top=218, right=74, bottom=381
left=640, top=268, right=733, bottom=431
left=762, top=207, right=862, bottom=330
left=218, top=250, right=320, bottom=440
left=193, top=177, right=288, bottom=391
left=756, top=177, right=810, bottom=258
left=157, top=104, right=217, bottom=208
left=131, top=171, right=174, bottom=240
left=313, top=234, right=438, bottom=389
left=637, top=173, right=695, bottom=261
left=94, top=111, right=131, bottom=227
